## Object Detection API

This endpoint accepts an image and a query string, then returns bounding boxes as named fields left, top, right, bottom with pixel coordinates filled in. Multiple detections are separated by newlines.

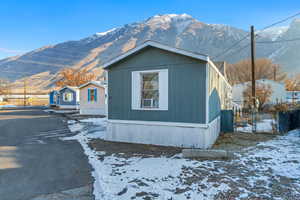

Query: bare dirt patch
left=90, top=139, right=182, bottom=158
left=213, top=132, right=277, bottom=151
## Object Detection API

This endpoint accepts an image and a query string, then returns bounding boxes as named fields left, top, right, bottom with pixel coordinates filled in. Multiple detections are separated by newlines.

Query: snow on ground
left=0, top=105, right=17, bottom=108
left=237, top=119, right=275, bottom=133
left=43, top=109, right=78, bottom=114
left=64, top=118, right=300, bottom=200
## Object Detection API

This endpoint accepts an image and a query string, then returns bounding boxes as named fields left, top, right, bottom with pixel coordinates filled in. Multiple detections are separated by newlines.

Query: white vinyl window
left=132, top=69, right=168, bottom=110
left=141, top=72, right=159, bottom=108
left=63, top=92, right=73, bottom=102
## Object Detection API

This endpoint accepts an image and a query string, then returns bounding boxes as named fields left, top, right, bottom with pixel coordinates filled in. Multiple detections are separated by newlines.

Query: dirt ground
left=213, top=132, right=277, bottom=151
left=89, top=131, right=277, bottom=160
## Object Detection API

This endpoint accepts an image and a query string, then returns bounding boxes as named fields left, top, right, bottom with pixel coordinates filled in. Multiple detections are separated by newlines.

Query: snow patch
left=146, top=13, right=194, bottom=33
left=65, top=118, right=300, bottom=199
left=0, top=105, right=17, bottom=108
left=237, top=119, right=275, bottom=133
left=96, top=28, right=118, bottom=37
left=257, top=26, right=288, bottom=41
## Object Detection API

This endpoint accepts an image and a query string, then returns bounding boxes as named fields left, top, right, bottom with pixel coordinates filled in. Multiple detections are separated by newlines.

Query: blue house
left=103, top=41, right=232, bottom=149
left=57, top=86, right=80, bottom=109
left=49, top=90, right=58, bottom=107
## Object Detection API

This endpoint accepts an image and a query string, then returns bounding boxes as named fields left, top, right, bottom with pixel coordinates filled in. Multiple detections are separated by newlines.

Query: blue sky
left=0, top=0, right=299, bottom=59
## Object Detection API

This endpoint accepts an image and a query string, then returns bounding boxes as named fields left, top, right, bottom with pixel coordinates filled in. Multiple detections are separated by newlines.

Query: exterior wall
left=49, top=91, right=58, bottom=106
left=58, top=88, right=77, bottom=106
left=80, top=84, right=106, bottom=115
left=105, top=116, right=220, bottom=149
left=208, top=62, right=232, bottom=122
left=208, top=89, right=221, bottom=122
left=49, top=92, right=55, bottom=105
left=107, top=46, right=207, bottom=124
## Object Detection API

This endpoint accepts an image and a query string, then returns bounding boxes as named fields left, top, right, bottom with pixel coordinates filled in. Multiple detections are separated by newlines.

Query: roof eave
left=103, top=41, right=209, bottom=69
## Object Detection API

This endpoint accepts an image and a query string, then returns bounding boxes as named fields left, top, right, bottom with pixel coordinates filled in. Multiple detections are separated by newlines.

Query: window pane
left=90, top=89, right=95, bottom=101
left=142, top=73, right=159, bottom=90
left=141, top=72, right=159, bottom=108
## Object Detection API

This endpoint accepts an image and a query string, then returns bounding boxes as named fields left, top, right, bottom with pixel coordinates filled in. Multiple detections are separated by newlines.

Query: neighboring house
left=286, top=91, right=300, bottom=103
left=57, top=86, right=80, bottom=109
left=79, top=81, right=107, bottom=115
left=103, top=40, right=232, bottom=149
left=49, top=90, right=58, bottom=107
left=232, top=79, right=286, bottom=107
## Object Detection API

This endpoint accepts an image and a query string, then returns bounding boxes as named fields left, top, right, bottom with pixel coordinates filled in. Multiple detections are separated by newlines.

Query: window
left=132, top=69, right=168, bottom=110
left=63, top=92, right=73, bottom=102
left=88, top=88, right=97, bottom=102
left=141, top=72, right=159, bottom=108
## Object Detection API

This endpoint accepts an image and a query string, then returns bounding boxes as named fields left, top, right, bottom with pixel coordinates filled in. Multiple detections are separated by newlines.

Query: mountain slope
left=0, top=14, right=299, bottom=91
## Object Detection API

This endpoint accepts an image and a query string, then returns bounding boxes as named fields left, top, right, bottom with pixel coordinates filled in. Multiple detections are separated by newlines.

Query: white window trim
left=132, top=69, right=168, bottom=111
left=89, top=88, right=97, bottom=102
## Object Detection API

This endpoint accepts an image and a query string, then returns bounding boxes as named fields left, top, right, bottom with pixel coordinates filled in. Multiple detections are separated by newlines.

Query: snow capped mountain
left=0, top=14, right=299, bottom=89
left=257, top=26, right=289, bottom=41
left=96, top=28, right=119, bottom=37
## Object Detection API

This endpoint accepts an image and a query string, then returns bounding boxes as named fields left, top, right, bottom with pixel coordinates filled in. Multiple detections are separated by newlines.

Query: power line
left=257, top=37, right=300, bottom=44
left=211, top=34, right=250, bottom=60
left=213, top=42, right=251, bottom=61
left=259, top=11, right=300, bottom=32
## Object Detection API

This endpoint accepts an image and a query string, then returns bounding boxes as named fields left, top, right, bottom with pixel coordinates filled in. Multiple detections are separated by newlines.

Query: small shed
left=286, top=91, right=300, bottom=103
left=49, top=90, right=58, bottom=107
left=103, top=40, right=232, bottom=149
left=79, top=81, right=107, bottom=115
left=57, top=86, right=80, bottom=109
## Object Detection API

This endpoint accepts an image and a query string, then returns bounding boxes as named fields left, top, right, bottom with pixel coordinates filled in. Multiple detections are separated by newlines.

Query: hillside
left=0, top=14, right=299, bottom=91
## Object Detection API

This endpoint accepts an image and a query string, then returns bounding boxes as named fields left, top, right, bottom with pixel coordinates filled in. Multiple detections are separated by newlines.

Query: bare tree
left=0, top=79, right=11, bottom=95
left=55, top=68, right=97, bottom=87
left=285, top=74, right=300, bottom=91
left=243, top=83, right=273, bottom=111
left=227, top=58, right=286, bottom=85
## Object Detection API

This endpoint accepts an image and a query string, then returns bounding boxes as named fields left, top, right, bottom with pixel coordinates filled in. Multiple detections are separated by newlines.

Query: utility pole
left=251, top=25, right=256, bottom=107
left=273, top=65, right=277, bottom=81
left=23, top=79, right=27, bottom=106
left=250, top=25, right=256, bottom=133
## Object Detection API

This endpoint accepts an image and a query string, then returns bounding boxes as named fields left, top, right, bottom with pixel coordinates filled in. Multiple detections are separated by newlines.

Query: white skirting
left=58, top=105, right=79, bottom=109
left=80, top=108, right=106, bottom=115
left=105, top=117, right=221, bottom=149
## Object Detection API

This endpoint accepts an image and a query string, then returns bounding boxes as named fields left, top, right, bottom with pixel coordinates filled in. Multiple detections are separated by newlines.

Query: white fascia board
left=58, top=86, right=79, bottom=93
left=107, top=119, right=209, bottom=128
left=79, top=81, right=104, bottom=89
left=103, top=41, right=208, bottom=69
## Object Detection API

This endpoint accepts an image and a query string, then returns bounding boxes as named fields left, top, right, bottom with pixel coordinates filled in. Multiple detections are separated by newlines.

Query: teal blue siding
left=49, top=91, right=57, bottom=105
left=107, top=46, right=207, bottom=124
left=208, top=88, right=221, bottom=122
left=58, top=88, right=77, bottom=106
left=88, top=89, right=91, bottom=102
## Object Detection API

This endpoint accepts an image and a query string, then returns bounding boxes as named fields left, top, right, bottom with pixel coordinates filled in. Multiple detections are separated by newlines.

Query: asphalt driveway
left=0, top=107, right=93, bottom=200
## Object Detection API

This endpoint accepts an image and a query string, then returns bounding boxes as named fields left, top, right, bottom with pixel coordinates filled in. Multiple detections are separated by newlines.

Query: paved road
left=0, top=107, right=93, bottom=200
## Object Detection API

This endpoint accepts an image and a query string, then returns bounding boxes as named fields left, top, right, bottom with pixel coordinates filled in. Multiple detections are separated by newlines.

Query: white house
left=286, top=91, right=300, bottom=103
left=79, top=81, right=107, bottom=115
